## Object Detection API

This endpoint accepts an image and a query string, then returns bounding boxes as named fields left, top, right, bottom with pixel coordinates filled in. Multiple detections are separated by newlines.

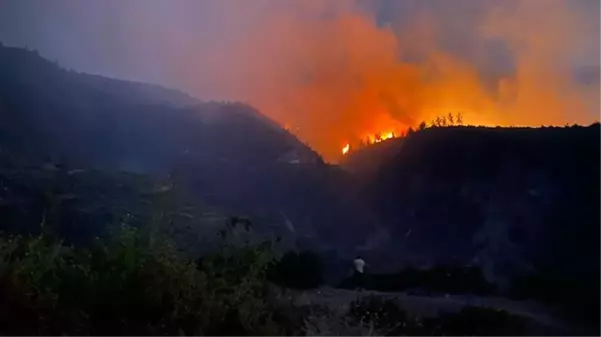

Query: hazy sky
left=1, top=0, right=599, bottom=160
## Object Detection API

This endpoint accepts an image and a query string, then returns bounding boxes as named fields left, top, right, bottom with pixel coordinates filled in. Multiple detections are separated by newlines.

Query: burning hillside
left=4, top=1, right=597, bottom=161
left=341, top=130, right=396, bottom=156
left=339, top=111, right=467, bottom=156
left=171, top=0, right=599, bottom=162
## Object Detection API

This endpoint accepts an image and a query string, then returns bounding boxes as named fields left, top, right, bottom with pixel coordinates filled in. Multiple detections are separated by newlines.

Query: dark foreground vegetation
left=347, top=297, right=531, bottom=336
left=0, top=224, right=282, bottom=335
left=0, top=226, right=556, bottom=336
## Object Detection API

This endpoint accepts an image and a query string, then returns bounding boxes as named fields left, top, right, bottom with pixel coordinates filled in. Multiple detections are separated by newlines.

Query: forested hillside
left=0, top=45, right=377, bottom=272
left=343, top=124, right=600, bottom=325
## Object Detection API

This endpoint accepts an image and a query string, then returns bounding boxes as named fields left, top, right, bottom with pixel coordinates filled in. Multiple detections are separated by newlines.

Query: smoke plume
left=1, top=0, right=599, bottom=161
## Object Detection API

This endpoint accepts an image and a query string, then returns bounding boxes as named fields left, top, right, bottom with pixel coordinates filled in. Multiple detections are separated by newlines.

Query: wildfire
left=341, top=143, right=350, bottom=155
left=341, top=130, right=397, bottom=155
left=365, top=131, right=395, bottom=144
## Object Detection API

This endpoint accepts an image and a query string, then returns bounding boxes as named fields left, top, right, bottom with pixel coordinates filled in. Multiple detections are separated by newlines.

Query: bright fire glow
left=342, top=130, right=398, bottom=155
left=165, top=1, right=599, bottom=162
left=341, top=143, right=350, bottom=155
left=365, top=131, right=396, bottom=144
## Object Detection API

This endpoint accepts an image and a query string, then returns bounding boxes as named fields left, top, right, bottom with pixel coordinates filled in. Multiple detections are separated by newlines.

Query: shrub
left=304, top=307, right=380, bottom=336
left=349, top=296, right=407, bottom=334
left=0, top=224, right=283, bottom=335
left=345, top=297, right=530, bottom=336
left=0, top=234, right=73, bottom=335
left=267, top=250, right=324, bottom=290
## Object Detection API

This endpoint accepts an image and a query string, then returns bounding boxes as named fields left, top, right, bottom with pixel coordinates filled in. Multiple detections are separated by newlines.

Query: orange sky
left=185, top=0, right=599, bottom=161
left=3, top=0, right=597, bottom=162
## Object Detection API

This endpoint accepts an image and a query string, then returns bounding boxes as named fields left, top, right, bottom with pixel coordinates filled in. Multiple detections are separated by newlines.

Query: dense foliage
left=349, top=296, right=408, bottom=333
left=0, top=225, right=537, bottom=336
left=0, top=224, right=282, bottom=335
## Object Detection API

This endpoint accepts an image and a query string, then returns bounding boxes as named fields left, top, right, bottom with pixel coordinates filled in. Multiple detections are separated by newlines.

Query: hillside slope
left=343, top=125, right=600, bottom=324
left=0, top=45, right=378, bottom=264
left=0, top=45, right=311, bottom=169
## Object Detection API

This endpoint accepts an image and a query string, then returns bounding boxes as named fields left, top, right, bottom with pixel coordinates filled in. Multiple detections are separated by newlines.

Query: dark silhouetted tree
left=418, top=121, right=427, bottom=131
left=448, top=113, right=455, bottom=125
left=456, top=112, right=464, bottom=125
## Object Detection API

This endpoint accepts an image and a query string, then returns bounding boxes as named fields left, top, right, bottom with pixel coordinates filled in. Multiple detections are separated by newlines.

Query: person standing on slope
left=352, top=256, right=367, bottom=290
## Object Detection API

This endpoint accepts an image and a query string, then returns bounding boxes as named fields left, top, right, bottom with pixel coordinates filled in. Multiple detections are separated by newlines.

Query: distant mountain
left=0, top=44, right=311, bottom=170
left=0, top=44, right=378, bottom=271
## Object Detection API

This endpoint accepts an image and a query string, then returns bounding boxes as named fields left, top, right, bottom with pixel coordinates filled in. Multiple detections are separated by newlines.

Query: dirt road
left=277, top=287, right=583, bottom=335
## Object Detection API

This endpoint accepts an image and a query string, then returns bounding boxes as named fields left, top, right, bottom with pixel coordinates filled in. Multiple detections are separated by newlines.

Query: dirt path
left=280, top=287, right=580, bottom=334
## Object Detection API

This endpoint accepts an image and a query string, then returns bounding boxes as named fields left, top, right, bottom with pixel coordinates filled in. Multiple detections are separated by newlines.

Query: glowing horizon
left=2, top=0, right=598, bottom=162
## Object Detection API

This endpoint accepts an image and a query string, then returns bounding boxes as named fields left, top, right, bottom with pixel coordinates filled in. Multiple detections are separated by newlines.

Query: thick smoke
left=1, top=0, right=599, bottom=161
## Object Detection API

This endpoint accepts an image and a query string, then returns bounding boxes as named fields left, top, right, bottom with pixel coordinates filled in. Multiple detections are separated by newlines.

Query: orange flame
left=341, top=143, right=350, bottom=155
left=342, top=130, right=398, bottom=155
left=365, top=131, right=396, bottom=144
left=150, top=1, right=598, bottom=163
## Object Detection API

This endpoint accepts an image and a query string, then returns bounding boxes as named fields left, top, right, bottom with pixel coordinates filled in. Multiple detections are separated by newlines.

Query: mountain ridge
left=0, top=44, right=378, bottom=271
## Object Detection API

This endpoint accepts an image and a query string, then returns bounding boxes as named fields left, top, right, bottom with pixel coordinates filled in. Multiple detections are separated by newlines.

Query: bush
left=267, top=250, right=324, bottom=290
left=345, top=297, right=530, bottom=336
left=0, top=225, right=283, bottom=335
left=348, top=296, right=407, bottom=334
left=304, top=315, right=384, bottom=337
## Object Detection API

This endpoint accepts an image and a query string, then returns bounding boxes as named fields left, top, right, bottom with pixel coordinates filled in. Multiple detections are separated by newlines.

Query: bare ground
left=270, top=286, right=585, bottom=335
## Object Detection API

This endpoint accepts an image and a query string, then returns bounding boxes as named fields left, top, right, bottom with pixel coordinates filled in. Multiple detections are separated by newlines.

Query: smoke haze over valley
left=1, top=0, right=599, bottom=161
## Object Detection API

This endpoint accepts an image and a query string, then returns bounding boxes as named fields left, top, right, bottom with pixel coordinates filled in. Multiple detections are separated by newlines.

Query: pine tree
left=448, top=113, right=455, bottom=125
left=456, top=112, right=464, bottom=126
